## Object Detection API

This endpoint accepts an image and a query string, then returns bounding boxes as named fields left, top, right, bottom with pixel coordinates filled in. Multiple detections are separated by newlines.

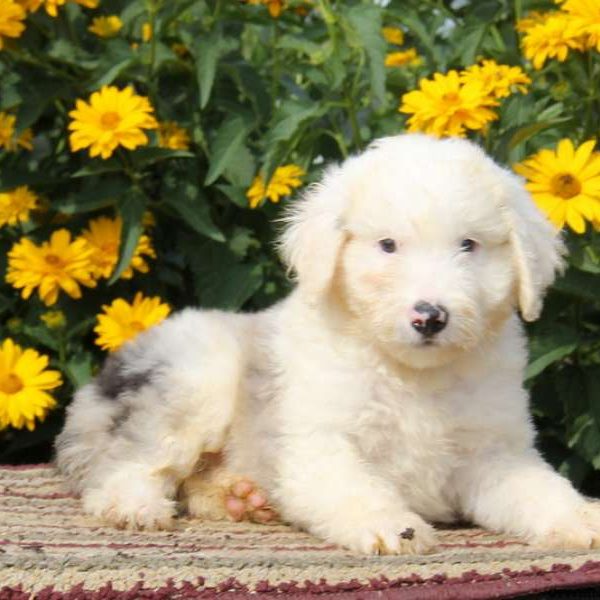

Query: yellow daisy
left=81, top=215, right=156, bottom=280
left=514, top=139, right=600, bottom=233
left=141, top=21, right=152, bottom=42
left=40, top=310, right=66, bottom=329
left=460, top=60, right=531, bottom=99
left=382, top=26, right=404, bottom=45
left=6, top=229, right=97, bottom=306
left=69, top=86, right=158, bottom=159
left=15, top=0, right=43, bottom=12
left=94, top=292, right=171, bottom=352
left=0, top=186, right=38, bottom=226
left=246, top=0, right=284, bottom=18
left=157, top=121, right=191, bottom=150
left=516, top=11, right=550, bottom=33
left=0, top=339, right=62, bottom=431
left=246, top=164, right=305, bottom=209
left=42, top=0, right=66, bottom=17
left=0, top=0, right=26, bottom=50
left=520, top=13, right=585, bottom=69
left=399, top=70, right=499, bottom=138
left=88, top=15, right=123, bottom=38
left=0, top=112, right=33, bottom=151
left=385, top=48, right=419, bottom=67
left=562, top=0, right=600, bottom=51
left=73, top=0, right=99, bottom=7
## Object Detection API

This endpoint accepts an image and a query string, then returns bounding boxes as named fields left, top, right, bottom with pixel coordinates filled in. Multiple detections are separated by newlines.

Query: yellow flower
left=385, top=48, right=419, bottom=67
left=88, top=15, right=122, bottom=38
left=0, top=112, right=33, bottom=151
left=73, top=0, right=99, bottom=7
left=0, top=339, right=62, bottom=431
left=40, top=310, right=66, bottom=329
left=42, top=0, right=66, bottom=17
left=460, top=60, right=531, bottom=99
left=0, top=0, right=26, bottom=50
left=0, top=186, right=38, bottom=226
left=399, top=70, right=499, bottom=138
left=6, top=229, right=97, bottom=306
left=246, top=164, right=305, bottom=209
left=15, top=0, right=41, bottom=12
left=521, top=13, right=585, bottom=69
left=81, top=215, right=155, bottom=279
left=382, top=26, right=404, bottom=45
left=516, top=11, right=550, bottom=33
left=141, top=21, right=152, bottom=42
left=157, top=121, right=191, bottom=150
left=94, top=292, right=171, bottom=352
left=562, top=0, right=600, bottom=51
left=68, top=85, right=158, bottom=159
left=514, top=139, right=600, bottom=233
left=246, top=0, right=284, bottom=18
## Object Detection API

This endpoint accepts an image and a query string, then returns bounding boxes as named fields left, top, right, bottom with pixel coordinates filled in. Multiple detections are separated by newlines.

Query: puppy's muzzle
left=411, top=302, right=449, bottom=337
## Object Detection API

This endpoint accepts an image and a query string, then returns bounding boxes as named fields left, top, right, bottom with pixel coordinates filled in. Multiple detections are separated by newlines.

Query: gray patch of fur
left=96, top=354, right=153, bottom=399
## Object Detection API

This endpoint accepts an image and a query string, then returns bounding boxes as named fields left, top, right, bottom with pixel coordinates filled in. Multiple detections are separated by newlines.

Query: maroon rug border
left=2, top=560, right=600, bottom=599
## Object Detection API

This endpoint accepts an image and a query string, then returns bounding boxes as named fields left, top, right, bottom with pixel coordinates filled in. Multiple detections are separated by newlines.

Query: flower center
left=0, top=373, right=23, bottom=395
left=441, top=91, right=460, bottom=105
left=551, top=173, right=582, bottom=199
left=101, top=242, right=118, bottom=255
left=44, top=254, right=63, bottom=267
left=100, top=111, right=121, bottom=130
left=129, top=321, right=145, bottom=333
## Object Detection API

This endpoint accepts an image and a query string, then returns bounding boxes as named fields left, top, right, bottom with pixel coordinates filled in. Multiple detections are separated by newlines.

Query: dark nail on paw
left=399, top=527, right=415, bottom=540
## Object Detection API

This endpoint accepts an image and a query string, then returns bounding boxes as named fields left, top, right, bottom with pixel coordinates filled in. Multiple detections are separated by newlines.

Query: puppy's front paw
left=83, top=488, right=176, bottom=530
left=334, top=511, right=437, bottom=555
left=533, top=502, right=600, bottom=550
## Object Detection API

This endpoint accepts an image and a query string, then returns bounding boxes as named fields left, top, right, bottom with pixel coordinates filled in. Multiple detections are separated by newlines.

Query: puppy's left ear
left=498, top=169, right=565, bottom=322
left=278, top=165, right=347, bottom=303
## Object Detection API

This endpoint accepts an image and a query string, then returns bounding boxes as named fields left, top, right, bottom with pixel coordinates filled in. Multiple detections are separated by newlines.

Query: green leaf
left=22, top=325, right=59, bottom=351
left=186, top=240, right=263, bottom=310
left=205, top=113, right=254, bottom=185
left=526, top=326, right=579, bottom=380
left=455, top=22, right=488, bottom=66
left=553, top=268, right=600, bottom=303
left=55, top=177, right=128, bottom=214
left=64, top=352, right=93, bottom=388
left=193, top=30, right=237, bottom=109
left=167, top=186, right=225, bottom=242
left=72, top=159, right=123, bottom=178
left=346, top=5, right=386, bottom=104
left=130, top=147, right=194, bottom=167
left=109, top=188, right=146, bottom=284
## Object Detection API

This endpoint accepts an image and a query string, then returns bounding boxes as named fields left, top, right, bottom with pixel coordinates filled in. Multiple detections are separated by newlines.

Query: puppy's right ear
left=278, top=166, right=346, bottom=303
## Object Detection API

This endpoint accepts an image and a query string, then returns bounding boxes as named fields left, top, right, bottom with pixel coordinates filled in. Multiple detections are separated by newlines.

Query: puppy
left=56, top=134, right=600, bottom=555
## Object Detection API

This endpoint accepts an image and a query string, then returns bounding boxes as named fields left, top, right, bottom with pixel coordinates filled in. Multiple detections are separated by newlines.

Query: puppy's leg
left=56, top=310, right=247, bottom=530
left=273, top=432, right=437, bottom=555
left=455, top=449, right=600, bottom=549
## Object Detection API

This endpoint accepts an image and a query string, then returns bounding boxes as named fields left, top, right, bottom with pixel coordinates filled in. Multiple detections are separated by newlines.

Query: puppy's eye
left=460, top=239, right=477, bottom=253
left=379, top=238, right=397, bottom=253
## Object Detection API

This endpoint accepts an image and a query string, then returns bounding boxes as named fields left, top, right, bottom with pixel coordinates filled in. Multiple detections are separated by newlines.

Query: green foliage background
left=1, top=0, right=600, bottom=494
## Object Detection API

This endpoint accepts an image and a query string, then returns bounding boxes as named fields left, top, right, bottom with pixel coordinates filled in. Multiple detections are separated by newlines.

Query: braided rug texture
left=2, top=465, right=600, bottom=599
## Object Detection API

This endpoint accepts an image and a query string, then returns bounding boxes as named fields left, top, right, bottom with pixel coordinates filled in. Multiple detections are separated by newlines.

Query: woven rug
left=2, top=466, right=600, bottom=599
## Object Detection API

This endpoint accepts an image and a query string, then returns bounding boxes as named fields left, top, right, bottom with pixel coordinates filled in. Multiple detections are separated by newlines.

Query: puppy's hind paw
left=225, top=478, right=279, bottom=524
left=83, top=490, right=176, bottom=531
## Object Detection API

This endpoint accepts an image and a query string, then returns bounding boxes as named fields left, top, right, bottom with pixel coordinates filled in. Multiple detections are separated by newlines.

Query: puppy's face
left=280, top=134, right=563, bottom=370
left=337, top=159, right=515, bottom=368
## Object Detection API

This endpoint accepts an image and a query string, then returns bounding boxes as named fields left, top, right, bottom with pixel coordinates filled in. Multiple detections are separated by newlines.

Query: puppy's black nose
left=411, top=302, right=449, bottom=337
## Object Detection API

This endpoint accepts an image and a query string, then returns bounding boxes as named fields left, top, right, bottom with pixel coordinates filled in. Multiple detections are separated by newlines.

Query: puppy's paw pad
left=225, top=478, right=279, bottom=524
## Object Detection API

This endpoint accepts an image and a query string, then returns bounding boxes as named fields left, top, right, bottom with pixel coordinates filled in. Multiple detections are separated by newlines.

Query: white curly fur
left=56, top=134, right=600, bottom=554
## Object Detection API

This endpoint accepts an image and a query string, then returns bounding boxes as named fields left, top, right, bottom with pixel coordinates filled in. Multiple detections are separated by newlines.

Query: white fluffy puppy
left=56, top=134, right=600, bottom=555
